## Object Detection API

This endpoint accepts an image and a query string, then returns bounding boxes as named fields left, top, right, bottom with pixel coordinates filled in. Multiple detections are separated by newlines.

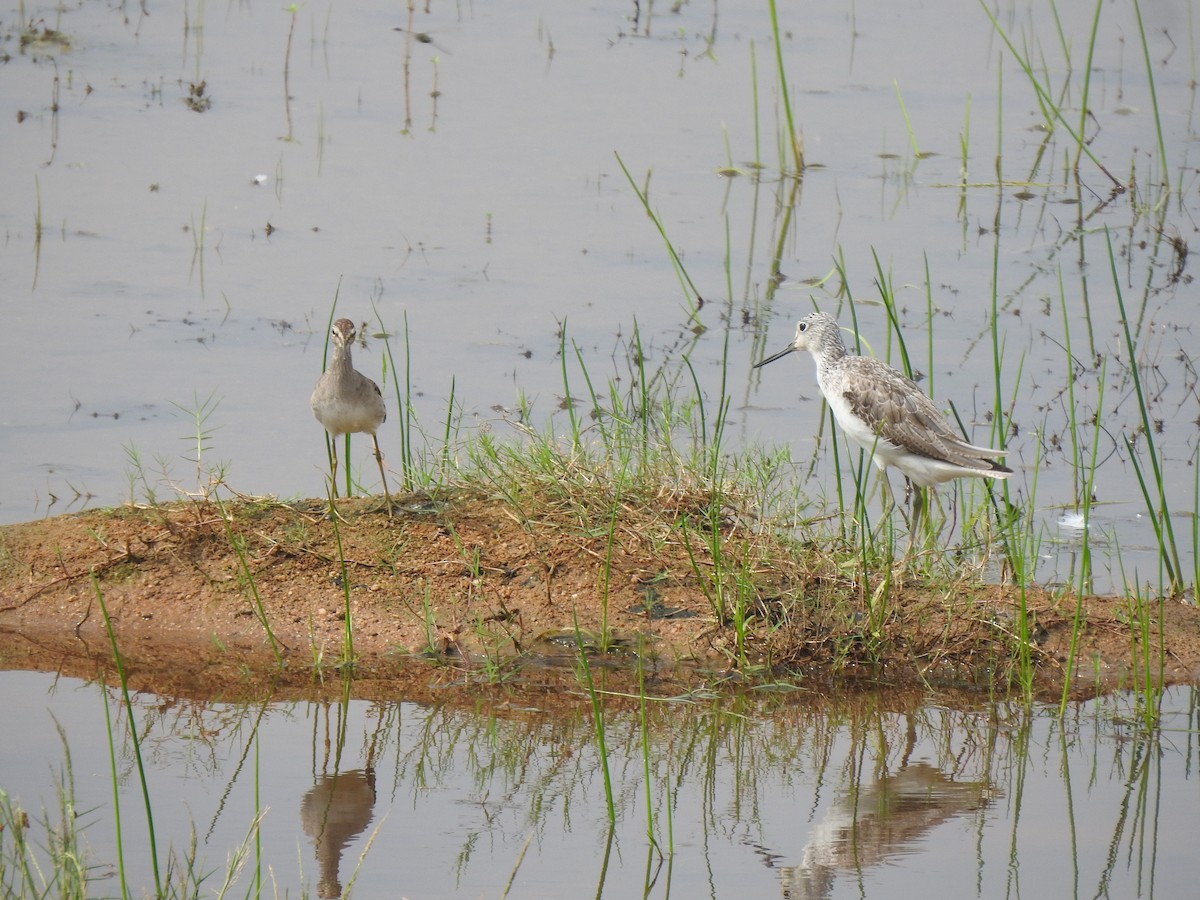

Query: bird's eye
left=798, top=322, right=808, bottom=332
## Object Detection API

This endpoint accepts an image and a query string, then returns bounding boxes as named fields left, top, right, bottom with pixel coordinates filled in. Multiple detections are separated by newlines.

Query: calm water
left=1, top=0, right=1198, bottom=592
left=1, top=670, right=1196, bottom=898
left=3, top=3, right=1199, bottom=895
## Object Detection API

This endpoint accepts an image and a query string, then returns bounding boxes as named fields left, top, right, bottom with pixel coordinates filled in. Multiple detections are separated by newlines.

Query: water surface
left=3, top=6, right=1199, bottom=893
left=2, top=0, right=1198, bottom=591
left=1, top=671, right=1194, bottom=898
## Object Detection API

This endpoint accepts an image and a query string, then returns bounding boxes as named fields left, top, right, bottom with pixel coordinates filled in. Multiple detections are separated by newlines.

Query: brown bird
left=310, top=318, right=392, bottom=512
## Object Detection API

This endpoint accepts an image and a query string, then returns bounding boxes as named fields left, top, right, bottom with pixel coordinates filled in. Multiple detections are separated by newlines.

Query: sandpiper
left=754, top=312, right=1012, bottom=489
left=310, top=318, right=392, bottom=513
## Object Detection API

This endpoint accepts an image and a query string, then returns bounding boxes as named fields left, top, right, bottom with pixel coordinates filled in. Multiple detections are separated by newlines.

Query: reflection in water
left=2, top=673, right=1193, bottom=899
left=779, top=762, right=993, bottom=900
left=301, top=767, right=377, bottom=898
left=299, top=700, right=382, bottom=898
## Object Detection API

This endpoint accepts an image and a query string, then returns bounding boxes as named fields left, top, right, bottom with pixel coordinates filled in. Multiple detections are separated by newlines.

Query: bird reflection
left=301, top=766, right=377, bottom=898
left=300, top=700, right=385, bottom=899
left=779, top=762, right=995, bottom=900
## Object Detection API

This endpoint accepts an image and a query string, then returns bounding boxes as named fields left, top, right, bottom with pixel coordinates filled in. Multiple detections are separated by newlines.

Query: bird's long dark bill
left=753, top=345, right=795, bottom=368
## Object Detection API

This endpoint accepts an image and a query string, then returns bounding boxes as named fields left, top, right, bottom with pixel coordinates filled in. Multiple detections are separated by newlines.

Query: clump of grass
left=0, top=719, right=90, bottom=898
left=444, top=309, right=1040, bottom=682
left=92, top=280, right=1116, bottom=704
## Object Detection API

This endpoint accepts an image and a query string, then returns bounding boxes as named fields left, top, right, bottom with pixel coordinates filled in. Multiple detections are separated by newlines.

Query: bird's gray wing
left=844, top=359, right=1005, bottom=465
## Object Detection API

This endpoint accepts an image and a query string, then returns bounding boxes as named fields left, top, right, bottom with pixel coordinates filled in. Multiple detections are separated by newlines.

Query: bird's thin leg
left=874, top=469, right=891, bottom=524
left=943, top=486, right=959, bottom=537
left=895, top=477, right=917, bottom=561
left=892, top=475, right=907, bottom=532
left=873, top=473, right=910, bottom=570
left=371, top=434, right=393, bottom=517
left=921, top=486, right=950, bottom=550
left=320, top=435, right=351, bottom=524
left=878, top=472, right=911, bottom=532
left=912, top=484, right=927, bottom=545
left=329, top=434, right=340, bottom=499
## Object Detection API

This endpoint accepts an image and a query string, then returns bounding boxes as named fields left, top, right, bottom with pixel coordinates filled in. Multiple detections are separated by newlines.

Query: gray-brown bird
left=755, top=312, right=1012, bottom=487
left=310, top=318, right=392, bottom=512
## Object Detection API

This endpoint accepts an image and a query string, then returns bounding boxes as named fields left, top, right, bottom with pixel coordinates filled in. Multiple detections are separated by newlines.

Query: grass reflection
left=2, top=678, right=1196, bottom=897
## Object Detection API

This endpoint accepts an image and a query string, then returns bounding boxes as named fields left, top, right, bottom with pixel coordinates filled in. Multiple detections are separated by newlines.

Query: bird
left=754, top=312, right=1012, bottom=492
left=310, top=318, right=392, bottom=514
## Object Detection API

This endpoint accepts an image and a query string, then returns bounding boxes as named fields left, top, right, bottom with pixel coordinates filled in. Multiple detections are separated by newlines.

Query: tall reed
left=1107, top=231, right=1183, bottom=592
left=92, top=573, right=162, bottom=895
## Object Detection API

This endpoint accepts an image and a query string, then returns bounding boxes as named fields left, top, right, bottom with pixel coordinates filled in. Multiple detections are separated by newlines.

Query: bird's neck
left=815, top=335, right=848, bottom=366
left=330, top=346, right=354, bottom=373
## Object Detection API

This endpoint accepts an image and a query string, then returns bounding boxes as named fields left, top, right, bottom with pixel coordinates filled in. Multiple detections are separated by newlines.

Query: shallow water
left=1, top=670, right=1195, bottom=898
left=3, top=5, right=1199, bottom=891
left=1, top=0, right=1198, bottom=593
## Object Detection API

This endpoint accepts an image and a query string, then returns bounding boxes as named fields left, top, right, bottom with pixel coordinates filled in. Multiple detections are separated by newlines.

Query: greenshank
left=310, top=318, right=392, bottom=513
left=754, top=312, right=1012, bottom=488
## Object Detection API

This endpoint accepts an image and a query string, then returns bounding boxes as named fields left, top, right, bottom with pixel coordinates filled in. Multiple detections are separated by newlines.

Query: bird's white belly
left=819, top=371, right=964, bottom=486
left=313, top=395, right=384, bottom=437
left=827, top=396, right=904, bottom=466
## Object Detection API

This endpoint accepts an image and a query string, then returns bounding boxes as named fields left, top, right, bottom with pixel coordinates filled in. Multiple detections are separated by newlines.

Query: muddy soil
left=1, top=494, right=1198, bottom=703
